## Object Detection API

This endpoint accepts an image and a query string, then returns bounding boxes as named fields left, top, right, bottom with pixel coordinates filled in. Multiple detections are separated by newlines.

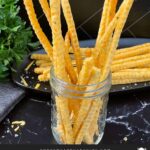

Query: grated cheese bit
left=34, top=83, right=41, bottom=89
left=25, top=60, right=35, bottom=71
left=21, top=76, right=28, bottom=87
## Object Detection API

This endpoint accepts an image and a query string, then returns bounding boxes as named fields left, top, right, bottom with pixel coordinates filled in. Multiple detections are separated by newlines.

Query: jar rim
left=50, top=66, right=111, bottom=88
left=50, top=67, right=111, bottom=99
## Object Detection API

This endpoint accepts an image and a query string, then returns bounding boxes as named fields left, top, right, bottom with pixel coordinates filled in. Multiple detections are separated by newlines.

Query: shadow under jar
left=50, top=67, right=111, bottom=145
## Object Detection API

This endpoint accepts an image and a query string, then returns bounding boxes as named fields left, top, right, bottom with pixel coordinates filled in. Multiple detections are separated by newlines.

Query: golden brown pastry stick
left=64, top=33, right=78, bottom=121
left=96, top=0, right=110, bottom=42
left=118, top=68, right=150, bottom=72
left=112, top=78, right=150, bottom=85
left=107, top=0, right=118, bottom=24
left=31, top=54, right=50, bottom=61
left=82, top=0, right=134, bottom=145
left=34, top=67, right=50, bottom=74
left=75, top=67, right=101, bottom=144
left=50, top=0, right=74, bottom=144
left=68, top=57, right=95, bottom=125
left=65, top=32, right=71, bottom=48
left=35, top=60, right=50, bottom=66
left=61, top=0, right=83, bottom=73
left=69, top=47, right=93, bottom=57
left=77, top=57, right=94, bottom=85
left=71, top=57, right=94, bottom=116
left=94, top=4, right=123, bottom=67
left=38, top=0, right=77, bottom=84
left=39, top=62, right=52, bottom=67
left=114, top=43, right=150, bottom=60
left=112, top=71, right=150, bottom=80
left=39, top=0, right=71, bottom=53
left=72, top=57, right=94, bottom=136
left=55, top=97, right=66, bottom=143
left=112, top=58, right=150, bottom=72
left=64, top=33, right=77, bottom=84
left=113, top=53, right=150, bottom=65
left=38, top=73, right=50, bottom=82
left=101, top=0, right=134, bottom=80
left=84, top=103, right=101, bottom=144
left=97, top=0, right=118, bottom=69
left=116, top=43, right=150, bottom=55
left=23, top=0, right=53, bottom=60
left=39, top=0, right=52, bottom=27
left=75, top=101, right=97, bottom=144
left=93, top=7, right=123, bottom=67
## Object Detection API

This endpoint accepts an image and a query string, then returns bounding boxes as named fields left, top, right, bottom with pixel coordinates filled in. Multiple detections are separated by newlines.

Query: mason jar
left=50, top=67, right=111, bottom=145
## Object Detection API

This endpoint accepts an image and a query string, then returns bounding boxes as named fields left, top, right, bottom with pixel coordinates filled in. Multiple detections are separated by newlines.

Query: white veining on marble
left=132, top=101, right=150, bottom=115
left=143, top=118, right=150, bottom=126
left=106, top=101, right=150, bottom=137
left=26, top=129, right=38, bottom=136
left=107, top=117, right=132, bottom=131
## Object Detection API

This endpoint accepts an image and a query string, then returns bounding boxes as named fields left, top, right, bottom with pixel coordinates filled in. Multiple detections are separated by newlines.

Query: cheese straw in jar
left=50, top=66, right=111, bottom=144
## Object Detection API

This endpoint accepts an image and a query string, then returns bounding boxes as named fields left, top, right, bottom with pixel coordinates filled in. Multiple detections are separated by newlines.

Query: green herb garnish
left=0, top=0, right=38, bottom=80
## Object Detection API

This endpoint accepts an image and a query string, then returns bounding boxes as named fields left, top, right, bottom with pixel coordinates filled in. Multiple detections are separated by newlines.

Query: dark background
left=19, top=0, right=150, bottom=42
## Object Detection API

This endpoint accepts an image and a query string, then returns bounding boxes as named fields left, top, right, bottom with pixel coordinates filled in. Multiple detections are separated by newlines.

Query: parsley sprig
left=0, top=0, right=38, bottom=80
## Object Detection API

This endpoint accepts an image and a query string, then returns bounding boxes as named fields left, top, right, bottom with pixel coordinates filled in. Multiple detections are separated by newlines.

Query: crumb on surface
left=12, top=121, right=26, bottom=126
left=14, top=126, right=20, bottom=132
left=14, top=134, right=19, bottom=138
left=123, top=137, right=128, bottom=142
left=34, top=83, right=41, bottom=89
left=11, top=120, right=26, bottom=132
left=122, top=87, right=126, bottom=90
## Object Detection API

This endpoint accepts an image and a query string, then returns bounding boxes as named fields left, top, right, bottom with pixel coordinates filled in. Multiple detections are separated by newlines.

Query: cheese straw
left=96, top=0, right=118, bottom=68
left=38, top=73, right=50, bottom=82
left=24, top=0, right=135, bottom=145
left=114, top=43, right=150, bottom=60
left=112, top=71, right=150, bottom=80
left=75, top=67, right=101, bottom=144
left=118, top=68, right=150, bottom=72
left=77, top=57, right=94, bottom=85
left=61, top=0, right=83, bottom=73
left=34, top=67, right=50, bottom=74
left=84, top=102, right=101, bottom=144
left=113, top=53, right=150, bottom=65
left=112, top=78, right=150, bottom=85
left=39, top=0, right=52, bottom=27
left=64, top=33, right=78, bottom=84
left=23, top=0, right=53, bottom=60
left=35, top=60, right=50, bottom=66
left=96, top=0, right=110, bottom=41
left=116, top=43, right=150, bottom=55
left=39, top=62, right=52, bottom=67
left=31, top=54, right=50, bottom=61
left=50, top=0, right=74, bottom=144
left=107, top=0, right=118, bottom=24
left=112, top=57, right=150, bottom=72
left=101, top=0, right=134, bottom=80
left=73, top=58, right=94, bottom=135
left=81, top=0, right=134, bottom=145
left=95, top=4, right=123, bottom=67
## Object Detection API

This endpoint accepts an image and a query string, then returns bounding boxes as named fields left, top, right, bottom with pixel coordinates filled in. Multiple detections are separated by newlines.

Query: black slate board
left=12, top=38, right=150, bottom=96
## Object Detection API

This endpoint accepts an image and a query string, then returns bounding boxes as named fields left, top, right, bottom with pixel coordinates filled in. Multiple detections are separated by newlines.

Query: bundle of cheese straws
left=31, top=43, right=150, bottom=85
left=24, top=0, right=134, bottom=144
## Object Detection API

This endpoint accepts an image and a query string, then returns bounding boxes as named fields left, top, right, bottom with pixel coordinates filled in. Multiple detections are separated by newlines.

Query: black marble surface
left=0, top=89, right=150, bottom=145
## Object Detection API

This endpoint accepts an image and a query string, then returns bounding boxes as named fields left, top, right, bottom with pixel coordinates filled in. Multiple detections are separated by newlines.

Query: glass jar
left=50, top=67, right=111, bottom=145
